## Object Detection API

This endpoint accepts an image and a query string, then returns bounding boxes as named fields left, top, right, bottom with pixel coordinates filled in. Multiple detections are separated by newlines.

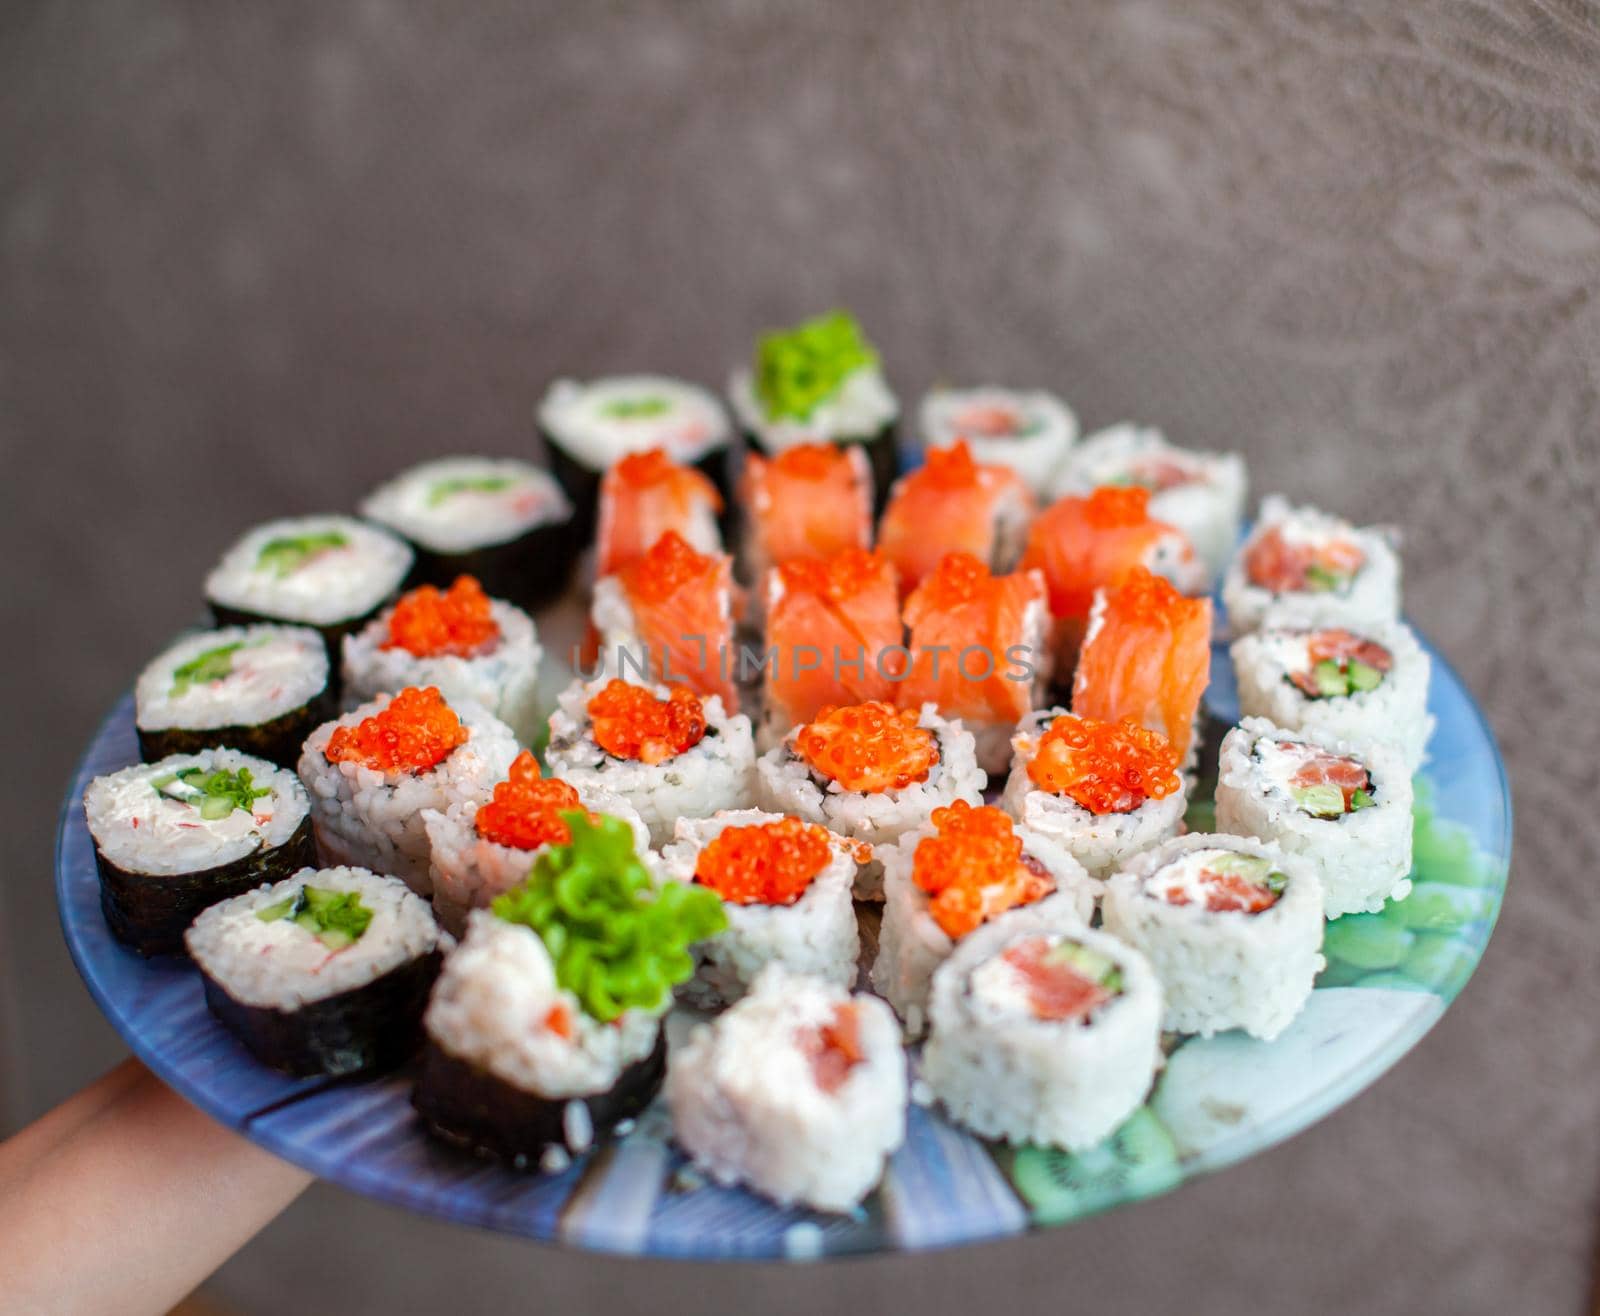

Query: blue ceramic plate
left=56, top=635, right=1510, bottom=1259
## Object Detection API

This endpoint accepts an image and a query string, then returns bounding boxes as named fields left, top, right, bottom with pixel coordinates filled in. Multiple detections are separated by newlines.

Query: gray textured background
left=2, top=1, right=1594, bottom=1312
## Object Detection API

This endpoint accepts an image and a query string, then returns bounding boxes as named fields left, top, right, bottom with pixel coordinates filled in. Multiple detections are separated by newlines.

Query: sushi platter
left=56, top=313, right=1510, bottom=1258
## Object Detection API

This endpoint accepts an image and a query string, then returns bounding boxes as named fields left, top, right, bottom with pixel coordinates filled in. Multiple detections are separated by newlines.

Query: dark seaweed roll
left=186, top=866, right=443, bottom=1076
left=135, top=624, right=332, bottom=768
left=205, top=514, right=413, bottom=662
left=360, top=456, right=577, bottom=612
left=84, top=749, right=315, bottom=956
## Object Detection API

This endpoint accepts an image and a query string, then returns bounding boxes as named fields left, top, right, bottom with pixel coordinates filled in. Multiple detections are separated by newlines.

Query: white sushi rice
left=1214, top=717, right=1414, bottom=918
left=544, top=676, right=757, bottom=849
left=341, top=597, right=544, bottom=746
left=423, top=782, right=651, bottom=937
left=205, top=515, right=413, bottom=628
left=297, top=693, right=519, bottom=896
left=728, top=363, right=899, bottom=451
left=872, top=833, right=1097, bottom=1039
left=1230, top=615, right=1434, bottom=773
left=538, top=375, right=731, bottom=468
left=85, top=749, right=307, bottom=876
left=1101, top=833, right=1324, bottom=1041
left=999, top=707, right=1188, bottom=880
left=136, top=625, right=328, bottom=734
left=665, top=964, right=906, bottom=1212
left=425, top=910, right=662, bottom=1098
left=753, top=704, right=986, bottom=901
left=185, top=865, right=440, bottom=1008
left=659, top=809, right=860, bottom=1008
left=921, top=906, right=1162, bottom=1151
left=1222, top=495, right=1401, bottom=637
left=1053, top=423, right=1248, bottom=585
left=918, top=386, right=1079, bottom=494
left=360, top=456, right=572, bottom=553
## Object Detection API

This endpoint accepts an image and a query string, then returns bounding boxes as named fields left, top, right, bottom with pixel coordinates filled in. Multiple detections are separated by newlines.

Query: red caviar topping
left=612, top=449, right=722, bottom=510
left=1083, top=485, right=1155, bottom=527
left=800, top=1003, right=864, bottom=1093
left=693, top=816, right=832, bottom=906
left=770, top=441, right=847, bottom=481
left=325, top=686, right=467, bottom=774
left=623, top=530, right=718, bottom=604
left=912, top=800, right=1054, bottom=940
left=587, top=679, right=706, bottom=765
left=1027, top=715, right=1181, bottom=814
left=775, top=548, right=893, bottom=605
left=906, top=550, right=992, bottom=611
left=918, top=440, right=982, bottom=488
left=1245, top=526, right=1366, bottom=593
left=794, top=702, right=938, bottom=793
left=474, top=751, right=589, bottom=850
left=382, top=575, right=500, bottom=658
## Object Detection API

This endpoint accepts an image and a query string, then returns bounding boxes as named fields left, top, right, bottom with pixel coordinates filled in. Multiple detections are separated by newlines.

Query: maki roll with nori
left=341, top=575, right=545, bottom=746
left=414, top=813, right=726, bottom=1169
left=537, top=375, right=732, bottom=542
left=84, top=749, right=315, bottom=956
left=205, top=515, right=413, bottom=661
left=727, top=310, right=900, bottom=510
left=298, top=686, right=519, bottom=896
left=186, top=865, right=443, bottom=1076
left=135, top=624, right=332, bottom=768
left=360, top=456, right=576, bottom=611
left=919, top=385, right=1079, bottom=496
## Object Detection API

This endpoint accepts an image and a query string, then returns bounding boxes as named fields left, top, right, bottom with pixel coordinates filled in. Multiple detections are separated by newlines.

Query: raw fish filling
left=912, top=800, right=1054, bottom=940
left=1255, top=739, right=1375, bottom=818
left=382, top=576, right=500, bottom=658
left=324, top=686, right=468, bottom=774
left=587, top=679, right=707, bottom=765
left=1287, top=629, right=1392, bottom=699
left=797, top=1003, right=863, bottom=1093
left=951, top=402, right=1029, bottom=438
left=794, top=702, right=937, bottom=793
left=1027, top=715, right=1180, bottom=814
left=975, top=935, right=1122, bottom=1023
left=693, top=817, right=833, bottom=906
left=475, top=751, right=590, bottom=850
left=1157, top=850, right=1287, bottom=914
left=1245, top=527, right=1365, bottom=594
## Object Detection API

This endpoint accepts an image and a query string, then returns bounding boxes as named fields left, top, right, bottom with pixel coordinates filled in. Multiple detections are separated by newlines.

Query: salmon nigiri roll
left=1020, top=485, right=1205, bottom=667
left=738, top=442, right=873, bottom=588
left=897, top=553, right=1050, bottom=775
left=596, top=449, right=724, bottom=579
left=876, top=441, right=1035, bottom=593
left=760, top=549, right=903, bottom=749
left=592, top=531, right=741, bottom=710
left=1071, top=567, right=1212, bottom=767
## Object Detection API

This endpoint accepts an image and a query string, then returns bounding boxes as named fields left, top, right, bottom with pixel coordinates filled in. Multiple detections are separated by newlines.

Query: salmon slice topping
left=587, top=679, right=707, bottom=765
left=693, top=816, right=833, bottom=906
left=1244, top=526, right=1365, bottom=594
left=475, top=751, right=589, bottom=850
left=742, top=443, right=870, bottom=565
left=878, top=443, right=1032, bottom=590
left=382, top=575, right=500, bottom=658
left=1000, top=937, right=1118, bottom=1023
left=1021, top=486, right=1188, bottom=623
left=597, top=449, right=722, bottom=577
left=794, top=701, right=937, bottom=793
left=1026, top=715, right=1181, bottom=814
left=617, top=531, right=739, bottom=708
left=912, top=800, right=1054, bottom=940
left=325, top=686, right=468, bottom=774
left=799, top=1003, right=864, bottom=1094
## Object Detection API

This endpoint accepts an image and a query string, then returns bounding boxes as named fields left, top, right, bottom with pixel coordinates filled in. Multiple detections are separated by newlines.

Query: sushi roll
left=297, top=686, right=519, bottom=896
left=727, top=310, right=900, bottom=509
left=1021, top=486, right=1207, bottom=668
left=590, top=531, right=741, bottom=710
left=1214, top=718, right=1414, bottom=918
left=895, top=552, right=1051, bottom=776
left=85, top=749, right=315, bottom=957
left=544, top=677, right=757, bottom=849
left=1001, top=710, right=1188, bottom=880
left=537, top=374, right=732, bottom=542
left=1053, top=424, right=1248, bottom=585
left=341, top=575, right=545, bottom=747
left=1072, top=567, right=1213, bottom=769
left=422, top=750, right=650, bottom=936
left=595, top=448, right=724, bottom=579
left=1230, top=617, right=1434, bottom=773
left=738, top=441, right=873, bottom=591
left=414, top=813, right=726, bottom=1168
left=204, top=514, right=413, bottom=660
left=186, top=865, right=443, bottom=1076
left=921, top=904, right=1161, bottom=1151
left=135, top=624, right=333, bottom=768
left=1222, top=495, right=1401, bottom=637
left=759, top=549, right=904, bottom=750
left=666, top=964, right=906, bottom=1212
left=918, top=385, right=1079, bottom=496
left=754, top=701, right=985, bottom=901
left=659, top=810, right=860, bottom=1009
left=876, top=441, right=1036, bottom=592
left=872, top=801, right=1097, bottom=1037
left=360, top=456, right=577, bottom=611
left=1101, top=833, right=1324, bottom=1041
